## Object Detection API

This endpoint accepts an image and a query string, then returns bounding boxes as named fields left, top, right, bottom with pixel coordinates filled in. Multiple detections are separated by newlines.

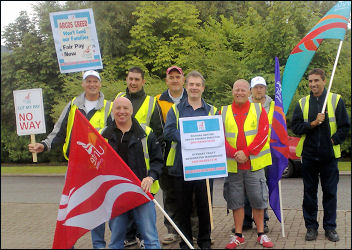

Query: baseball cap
left=250, top=76, right=266, bottom=88
left=166, top=66, right=184, bottom=76
left=83, top=70, right=101, bottom=81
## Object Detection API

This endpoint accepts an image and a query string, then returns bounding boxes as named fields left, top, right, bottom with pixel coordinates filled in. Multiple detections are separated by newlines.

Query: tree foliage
left=1, top=1, right=350, bottom=162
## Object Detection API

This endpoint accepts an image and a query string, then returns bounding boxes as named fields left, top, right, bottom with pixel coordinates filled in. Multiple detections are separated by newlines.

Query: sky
left=1, top=1, right=350, bottom=45
left=1, top=1, right=39, bottom=45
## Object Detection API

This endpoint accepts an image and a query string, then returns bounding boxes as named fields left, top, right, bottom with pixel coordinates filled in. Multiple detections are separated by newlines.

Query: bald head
left=232, top=79, right=250, bottom=105
left=113, top=97, right=133, bottom=126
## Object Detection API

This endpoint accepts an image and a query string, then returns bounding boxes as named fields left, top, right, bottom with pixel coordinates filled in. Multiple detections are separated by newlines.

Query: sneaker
left=225, top=235, right=245, bottom=249
left=325, top=230, right=339, bottom=242
left=138, top=239, right=145, bottom=249
left=161, top=233, right=178, bottom=245
left=305, top=228, right=318, bottom=241
left=124, top=238, right=138, bottom=247
left=257, top=234, right=273, bottom=248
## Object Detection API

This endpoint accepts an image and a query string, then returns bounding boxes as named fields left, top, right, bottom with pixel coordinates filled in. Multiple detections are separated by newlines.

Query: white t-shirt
left=168, top=88, right=184, bottom=105
left=85, top=99, right=98, bottom=113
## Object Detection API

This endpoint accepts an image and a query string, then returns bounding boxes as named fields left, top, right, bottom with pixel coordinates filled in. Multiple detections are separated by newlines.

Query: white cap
left=83, top=70, right=101, bottom=81
left=250, top=76, right=266, bottom=88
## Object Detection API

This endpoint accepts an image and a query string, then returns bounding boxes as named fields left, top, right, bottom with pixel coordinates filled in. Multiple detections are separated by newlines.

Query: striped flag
left=282, top=1, right=351, bottom=114
left=52, top=110, right=153, bottom=249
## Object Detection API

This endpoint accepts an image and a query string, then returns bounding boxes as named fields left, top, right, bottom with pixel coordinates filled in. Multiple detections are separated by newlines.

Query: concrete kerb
left=1, top=170, right=350, bottom=177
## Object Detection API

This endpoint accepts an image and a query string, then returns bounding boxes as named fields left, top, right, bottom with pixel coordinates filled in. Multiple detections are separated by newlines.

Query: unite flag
left=52, top=110, right=154, bottom=249
left=268, top=57, right=289, bottom=223
left=281, top=1, right=351, bottom=114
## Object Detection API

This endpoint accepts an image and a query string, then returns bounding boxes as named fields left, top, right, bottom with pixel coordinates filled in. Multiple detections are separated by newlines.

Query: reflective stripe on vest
left=296, top=93, right=341, bottom=158
left=267, top=101, right=275, bottom=137
left=115, top=92, right=156, bottom=127
left=221, top=103, right=272, bottom=173
left=166, top=104, right=217, bottom=167
left=63, top=98, right=112, bottom=160
left=140, top=126, right=160, bottom=194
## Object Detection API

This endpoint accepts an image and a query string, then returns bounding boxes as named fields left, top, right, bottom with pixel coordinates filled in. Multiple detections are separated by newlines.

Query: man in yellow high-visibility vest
left=164, top=70, right=217, bottom=249
left=28, top=70, right=113, bottom=249
left=232, top=76, right=274, bottom=234
left=291, top=68, right=350, bottom=242
left=221, top=79, right=273, bottom=249
left=156, top=66, right=188, bottom=245
left=108, top=66, right=164, bottom=247
left=100, top=97, right=163, bottom=249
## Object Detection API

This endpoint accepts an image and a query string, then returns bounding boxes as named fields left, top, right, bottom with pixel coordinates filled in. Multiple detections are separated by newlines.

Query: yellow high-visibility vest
left=296, top=92, right=341, bottom=158
left=166, top=104, right=217, bottom=167
left=63, top=98, right=112, bottom=160
left=115, top=92, right=156, bottom=128
left=221, top=103, right=272, bottom=173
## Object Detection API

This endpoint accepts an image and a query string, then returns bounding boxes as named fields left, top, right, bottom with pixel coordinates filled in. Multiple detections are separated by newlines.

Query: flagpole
left=152, top=199, right=194, bottom=249
left=321, top=40, right=344, bottom=113
left=278, top=180, right=285, bottom=237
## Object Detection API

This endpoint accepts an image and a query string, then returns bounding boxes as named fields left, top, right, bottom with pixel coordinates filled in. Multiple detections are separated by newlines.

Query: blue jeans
left=109, top=201, right=160, bottom=249
left=91, top=223, right=106, bottom=248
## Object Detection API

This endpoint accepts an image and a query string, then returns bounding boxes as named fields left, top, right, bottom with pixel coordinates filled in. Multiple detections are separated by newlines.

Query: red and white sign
left=13, top=88, right=46, bottom=136
left=52, top=110, right=153, bottom=249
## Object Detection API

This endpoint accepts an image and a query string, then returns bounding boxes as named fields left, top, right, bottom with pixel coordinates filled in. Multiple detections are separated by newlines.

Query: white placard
left=49, top=8, right=103, bottom=73
left=179, top=115, right=227, bottom=181
left=13, top=88, right=46, bottom=136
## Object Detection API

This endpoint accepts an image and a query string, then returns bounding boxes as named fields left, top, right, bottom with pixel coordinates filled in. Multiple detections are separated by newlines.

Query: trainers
left=138, top=239, right=145, bottom=249
left=257, top=234, right=273, bottom=248
left=305, top=228, right=318, bottom=241
left=325, top=229, right=339, bottom=242
left=161, top=233, right=178, bottom=244
left=124, top=238, right=138, bottom=247
left=225, top=235, right=245, bottom=249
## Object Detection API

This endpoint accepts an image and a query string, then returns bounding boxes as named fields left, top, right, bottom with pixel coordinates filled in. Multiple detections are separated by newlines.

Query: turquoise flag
left=282, top=1, right=351, bottom=114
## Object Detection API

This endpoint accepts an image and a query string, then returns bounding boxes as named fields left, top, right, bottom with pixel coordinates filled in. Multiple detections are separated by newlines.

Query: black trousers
left=159, top=169, right=178, bottom=234
left=171, top=176, right=211, bottom=249
left=301, top=156, right=339, bottom=231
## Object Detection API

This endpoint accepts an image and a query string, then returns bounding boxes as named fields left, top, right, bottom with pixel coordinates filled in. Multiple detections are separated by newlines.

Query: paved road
left=1, top=176, right=351, bottom=210
left=1, top=175, right=351, bottom=249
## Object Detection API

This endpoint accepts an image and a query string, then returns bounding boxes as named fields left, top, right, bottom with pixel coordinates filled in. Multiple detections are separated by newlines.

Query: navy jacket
left=101, top=117, right=163, bottom=181
left=291, top=89, right=350, bottom=161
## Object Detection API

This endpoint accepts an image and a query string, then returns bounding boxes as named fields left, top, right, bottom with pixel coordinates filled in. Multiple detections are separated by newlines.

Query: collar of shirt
left=232, top=100, right=250, bottom=115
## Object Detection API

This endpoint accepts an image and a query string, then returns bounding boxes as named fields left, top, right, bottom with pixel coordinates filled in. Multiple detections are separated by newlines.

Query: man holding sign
left=164, top=71, right=217, bottom=249
left=28, top=70, right=113, bottom=249
left=221, top=79, right=273, bottom=248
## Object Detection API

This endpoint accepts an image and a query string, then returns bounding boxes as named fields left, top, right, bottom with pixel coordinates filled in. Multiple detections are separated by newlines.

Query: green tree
left=128, top=1, right=201, bottom=77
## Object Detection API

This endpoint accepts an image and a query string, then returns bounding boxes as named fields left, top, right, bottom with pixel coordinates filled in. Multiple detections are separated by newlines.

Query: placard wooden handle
left=206, top=178, right=214, bottom=231
left=30, top=134, right=37, bottom=163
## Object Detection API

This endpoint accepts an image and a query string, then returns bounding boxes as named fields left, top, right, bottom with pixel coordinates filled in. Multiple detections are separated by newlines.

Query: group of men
left=28, top=66, right=349, bottom=249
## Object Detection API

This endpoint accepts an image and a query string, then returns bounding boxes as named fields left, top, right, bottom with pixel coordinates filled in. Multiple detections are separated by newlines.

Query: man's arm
left=163, top=107, right=181, bottom=143
left=331, top=98, right=350, bottom=145
left=28, top=101, right=71, bottom=153
left=245, top=107, right=269, bottom=156
left=150, top=101, right=165, bottom=147
left=291, top=102, right=311, bottom=136
left=146, top=131, right=164, bottom=181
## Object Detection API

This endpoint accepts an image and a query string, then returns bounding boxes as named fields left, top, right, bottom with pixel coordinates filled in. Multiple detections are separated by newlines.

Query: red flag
left=52, top=110, right=154, bottom=249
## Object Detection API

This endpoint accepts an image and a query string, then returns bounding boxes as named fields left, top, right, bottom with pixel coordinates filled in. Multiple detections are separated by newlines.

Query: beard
left=253, top=95, right=265, bottom=101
